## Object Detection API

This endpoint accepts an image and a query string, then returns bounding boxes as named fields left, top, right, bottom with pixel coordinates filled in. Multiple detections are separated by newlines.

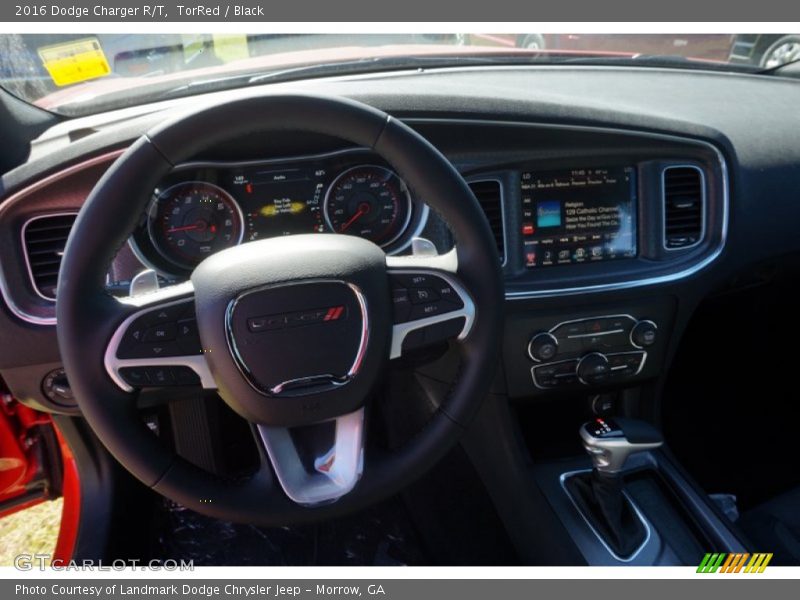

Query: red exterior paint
left=0, top=395, right=47, bottom=516
left=52, top=422, right=80, bottom=563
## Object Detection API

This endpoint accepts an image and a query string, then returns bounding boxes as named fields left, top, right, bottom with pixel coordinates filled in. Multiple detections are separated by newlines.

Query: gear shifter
left=580, top=417, right=664, bottom=474
left=566, top=417, right=663, bottom=558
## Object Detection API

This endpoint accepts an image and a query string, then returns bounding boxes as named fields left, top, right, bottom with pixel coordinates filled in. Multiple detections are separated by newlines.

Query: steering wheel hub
left=192, top=234, right=390, bottom=426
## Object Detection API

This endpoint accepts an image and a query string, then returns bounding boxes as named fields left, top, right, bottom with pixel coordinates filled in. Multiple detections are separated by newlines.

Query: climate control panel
left=527, top=314, right=658, bottom=390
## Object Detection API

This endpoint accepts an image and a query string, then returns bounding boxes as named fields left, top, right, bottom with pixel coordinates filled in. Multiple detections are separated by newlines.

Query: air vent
left=22, top=213, right=77, bottom=300
left=663, top=166, right=704, bottom=250
left=468, top=180, right=505, bottom=263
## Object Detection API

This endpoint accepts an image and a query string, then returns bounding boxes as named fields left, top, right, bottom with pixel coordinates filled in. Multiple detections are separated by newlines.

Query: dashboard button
left=528, top=332, right=559, bottom=362
left=553, top=321, right=586, bottom=338
left=577, top=352, right=611, bottom=385
left=584, top=318, right=612, bottom=335
left=631, top=320, right=658, bottom=348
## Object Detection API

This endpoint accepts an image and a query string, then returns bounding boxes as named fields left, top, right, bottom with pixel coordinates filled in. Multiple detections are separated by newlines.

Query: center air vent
left=468, top=180, right=505, bottom=263
left=663, top=166, right=704, bottom=250
left=22, top=213, right=77, bottom=300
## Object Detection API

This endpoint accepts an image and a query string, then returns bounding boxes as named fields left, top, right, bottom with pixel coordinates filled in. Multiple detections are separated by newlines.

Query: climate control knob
left=577, top=352, right=610, bottom=385
left=528, top=332, right=559, bottom=362
left=631, top=320, right=657, bottom=348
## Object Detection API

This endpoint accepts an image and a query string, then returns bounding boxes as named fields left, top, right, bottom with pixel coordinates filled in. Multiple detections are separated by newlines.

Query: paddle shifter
left=566, top=417, right=663, bottom=558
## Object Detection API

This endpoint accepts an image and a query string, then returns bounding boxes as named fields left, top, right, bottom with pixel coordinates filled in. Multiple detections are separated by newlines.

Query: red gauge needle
left=339, top=203, right=370, bottom=232
left=167, top=221, right=208, bottom=233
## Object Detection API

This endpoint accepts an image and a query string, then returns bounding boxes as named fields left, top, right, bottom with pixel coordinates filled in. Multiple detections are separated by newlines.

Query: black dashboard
left=1, top=64, right=800, bottom=416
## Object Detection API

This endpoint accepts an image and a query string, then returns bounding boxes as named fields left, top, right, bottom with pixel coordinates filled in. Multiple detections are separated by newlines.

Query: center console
left=503, top=298, right=675, bottom=398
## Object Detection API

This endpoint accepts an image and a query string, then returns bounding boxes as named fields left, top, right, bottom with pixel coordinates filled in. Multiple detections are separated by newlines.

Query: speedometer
left=148, top=181, right=244, bottom=270
left=323, top=166, right=412, bottom=247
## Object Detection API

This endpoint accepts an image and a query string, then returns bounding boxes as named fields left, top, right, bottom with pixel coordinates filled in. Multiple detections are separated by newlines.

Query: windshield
left=1, top=33, right=798, bottom=116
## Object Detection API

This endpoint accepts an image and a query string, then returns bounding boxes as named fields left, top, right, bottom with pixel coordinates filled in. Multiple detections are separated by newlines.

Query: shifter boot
left=566, top=470, right=646, bottom=558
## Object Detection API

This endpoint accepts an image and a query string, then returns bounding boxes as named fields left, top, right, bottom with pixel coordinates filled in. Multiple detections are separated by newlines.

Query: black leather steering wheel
left=57, top=93, right=503, bottom=524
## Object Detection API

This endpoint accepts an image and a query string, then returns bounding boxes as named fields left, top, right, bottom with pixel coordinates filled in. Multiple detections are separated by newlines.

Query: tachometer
left=148, top=181, right=244, bottom=270
left=323, top=166, right=412, bottom=247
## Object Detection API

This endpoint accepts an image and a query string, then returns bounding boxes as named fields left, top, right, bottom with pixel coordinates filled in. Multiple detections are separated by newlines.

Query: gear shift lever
left=580, top=417, right=664, bottom=473
left=566, top=417, right=663, bottom=558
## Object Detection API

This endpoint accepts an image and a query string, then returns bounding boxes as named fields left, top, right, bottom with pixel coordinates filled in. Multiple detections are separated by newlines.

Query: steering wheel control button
left=401, top=317, right=466, bottom=352
left=117, top=300, right=197, bottom=359
left=409, top=287, right=440, bottom=304
left=172, top=366, right=201, bottom=385
left=631, top=320, right=658, bottom=348
left=118, top=365, right=201, bottom=388
left=147, top=367, right=174, bottom=386
left=528, top=332, right=559, bottom=362
left=118, top=367, right=149, bottom=387
left=389, top=273, right=465, bottom=326
left=391, top=288, right=412, bottom=323
left=143, top=323, right=176, bottom=342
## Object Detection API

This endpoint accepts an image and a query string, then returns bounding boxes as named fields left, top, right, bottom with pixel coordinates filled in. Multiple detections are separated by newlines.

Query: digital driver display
left=228, top=166, right=328, bottom=240
left=520, top=166, right=637, bottom=268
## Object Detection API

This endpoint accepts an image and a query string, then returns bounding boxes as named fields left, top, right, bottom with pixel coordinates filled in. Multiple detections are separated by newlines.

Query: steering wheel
left=56, top=94, right=503, bottom=525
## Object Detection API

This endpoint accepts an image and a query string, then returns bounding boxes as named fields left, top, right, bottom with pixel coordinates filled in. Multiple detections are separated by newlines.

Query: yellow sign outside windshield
left=37, top=38, right=111, bottom=87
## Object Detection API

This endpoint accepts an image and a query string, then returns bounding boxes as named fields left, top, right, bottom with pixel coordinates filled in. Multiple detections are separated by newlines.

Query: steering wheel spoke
left=255, top=407, right=365, bottom=506
left=387, top=255, right=475, bottom=359
left=105, top=284, right=215, bottom=392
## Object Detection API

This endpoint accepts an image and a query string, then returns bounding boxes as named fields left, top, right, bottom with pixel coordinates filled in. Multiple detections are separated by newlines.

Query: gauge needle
left=167, top=221, right=208, bottom=233
left=339, top=204, right=370, bottom=232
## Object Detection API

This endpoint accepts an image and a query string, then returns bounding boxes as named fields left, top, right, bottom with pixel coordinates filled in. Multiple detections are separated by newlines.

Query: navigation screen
left=520, top=166, right=637, bottom=268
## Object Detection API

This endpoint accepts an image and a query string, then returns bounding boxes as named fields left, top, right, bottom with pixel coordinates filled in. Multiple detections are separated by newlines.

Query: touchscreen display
left=520, top=166, right=637, bottom=268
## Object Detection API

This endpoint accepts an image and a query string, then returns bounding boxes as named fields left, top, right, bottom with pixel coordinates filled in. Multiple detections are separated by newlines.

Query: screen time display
left=520, top=166, right=637, bottom=268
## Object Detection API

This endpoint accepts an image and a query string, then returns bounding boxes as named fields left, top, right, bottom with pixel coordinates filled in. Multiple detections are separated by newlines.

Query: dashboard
left=130, top=150, right=429, bottom=276
left=1, top=64, right=800, bottom=415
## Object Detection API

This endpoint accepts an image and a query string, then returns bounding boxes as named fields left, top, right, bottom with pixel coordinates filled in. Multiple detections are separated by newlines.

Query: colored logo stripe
left=697, top=552, right=772, bottom=573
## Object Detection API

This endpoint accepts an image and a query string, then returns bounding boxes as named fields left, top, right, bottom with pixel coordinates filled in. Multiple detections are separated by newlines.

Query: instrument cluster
left=130, top=150, right=427, bottom=275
